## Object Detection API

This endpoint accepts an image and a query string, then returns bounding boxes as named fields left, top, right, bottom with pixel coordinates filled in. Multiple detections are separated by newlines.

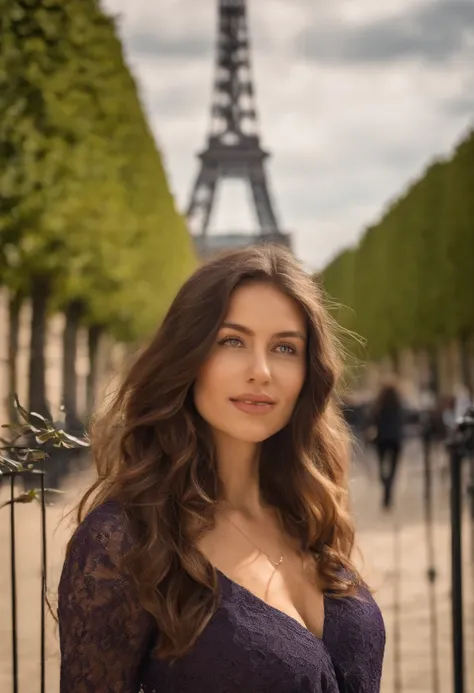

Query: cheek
left=282, top=363, right=306, bottom=403
left=193, top=354, right=230, bottom=414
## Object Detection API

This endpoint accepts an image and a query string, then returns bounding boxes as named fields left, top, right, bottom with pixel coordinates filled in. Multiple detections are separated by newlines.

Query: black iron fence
left=4, top=470, right=47, bottom=693
left=348, top=402, right=473, bottom=693
left=446, top=407, right=474, bottom=693
left=1, top=402, right=88, bottom=693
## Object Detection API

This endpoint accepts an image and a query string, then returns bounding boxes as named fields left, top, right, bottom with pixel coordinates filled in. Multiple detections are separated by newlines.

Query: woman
left=58, top=245, right=385, bottom=692
left=371, top=379, right=405, bottom=510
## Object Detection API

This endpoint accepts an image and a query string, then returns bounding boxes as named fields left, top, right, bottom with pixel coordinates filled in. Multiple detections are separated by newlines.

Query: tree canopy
left=0, top=0, right=196, bottom=341
left=320, top=128, right=474, bottom=362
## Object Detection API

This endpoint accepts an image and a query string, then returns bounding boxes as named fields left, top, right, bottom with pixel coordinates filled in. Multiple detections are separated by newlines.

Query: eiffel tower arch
left=186, top=0, right=291, bottom=258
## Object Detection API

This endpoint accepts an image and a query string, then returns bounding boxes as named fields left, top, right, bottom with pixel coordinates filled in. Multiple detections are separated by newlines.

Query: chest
left=197, top=522, right=326, bottom=639
left=146, top=582, right=334, bottom=693
left=143, top=579, right=385, bottom=693
left=232, top=560, right=325, bottom=639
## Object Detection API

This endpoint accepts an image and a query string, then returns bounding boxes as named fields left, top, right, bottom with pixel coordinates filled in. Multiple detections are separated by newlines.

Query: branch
left=0, top=396, right=90, bottom=505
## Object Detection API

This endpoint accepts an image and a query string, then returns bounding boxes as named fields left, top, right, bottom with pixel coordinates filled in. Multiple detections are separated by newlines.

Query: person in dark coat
left=371, top=379, right=405, bottom=509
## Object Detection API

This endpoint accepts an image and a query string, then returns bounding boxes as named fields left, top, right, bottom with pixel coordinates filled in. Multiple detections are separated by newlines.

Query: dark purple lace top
left=58, top=501, right=385, bottom=692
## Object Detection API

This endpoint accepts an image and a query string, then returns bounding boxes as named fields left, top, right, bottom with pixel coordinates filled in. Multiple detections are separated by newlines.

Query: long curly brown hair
left=73, top=244, right=362, bottom=660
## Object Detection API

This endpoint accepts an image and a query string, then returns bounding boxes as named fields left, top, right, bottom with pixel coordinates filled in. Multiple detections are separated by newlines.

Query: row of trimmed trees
left=0, top=0, right=196, bottom=424
left=321, top=128, right=474, bottom=395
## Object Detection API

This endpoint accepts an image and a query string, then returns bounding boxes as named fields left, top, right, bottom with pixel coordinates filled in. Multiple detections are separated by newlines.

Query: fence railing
left=1, top=401, right=89, bottom=693
left=445, top=407, right=474, bottom=693
left=3, top=470, right=47, bottom=693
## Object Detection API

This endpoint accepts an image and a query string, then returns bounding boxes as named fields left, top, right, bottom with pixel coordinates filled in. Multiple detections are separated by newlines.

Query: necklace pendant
left=271, top=555, right=284, bottom=568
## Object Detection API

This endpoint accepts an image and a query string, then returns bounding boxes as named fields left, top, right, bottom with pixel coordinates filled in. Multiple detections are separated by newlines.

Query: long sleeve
left=58, top=501, right=155, bottom=693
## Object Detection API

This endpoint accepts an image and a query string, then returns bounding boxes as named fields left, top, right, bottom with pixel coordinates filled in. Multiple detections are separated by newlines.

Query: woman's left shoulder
left=325, top=566, right=386, bottom=639
left=330, top=565, right=382, bottom=610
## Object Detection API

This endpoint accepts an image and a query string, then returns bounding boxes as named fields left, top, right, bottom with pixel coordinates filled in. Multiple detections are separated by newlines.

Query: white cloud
left=101, top=0, right=474, bottom=270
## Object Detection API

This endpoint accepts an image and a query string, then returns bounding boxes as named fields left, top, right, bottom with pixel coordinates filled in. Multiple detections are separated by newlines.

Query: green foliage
left=321, top=249, right=356, bottom=331
left=0, top=0, right=196, bottom=340
left=0, top=395, right=89, bottom=508
left=441, top=132, right=474, bottom=339
left=410, top=161, right=449, bottom=347
left=319, top=128, right=474, bottom=360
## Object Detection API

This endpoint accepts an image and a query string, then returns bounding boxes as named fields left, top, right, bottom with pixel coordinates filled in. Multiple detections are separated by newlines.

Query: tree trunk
left=62, top=300, right=84, bottom=429
left=86, top=324, right=103, bottom=419
left=28, top=276, right=51, bottom=419
left=7, top=292, right=22, bottom=423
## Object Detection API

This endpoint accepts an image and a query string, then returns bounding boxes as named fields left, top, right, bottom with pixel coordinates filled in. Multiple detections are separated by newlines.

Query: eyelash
left=217, top=336, right=298, bottom=355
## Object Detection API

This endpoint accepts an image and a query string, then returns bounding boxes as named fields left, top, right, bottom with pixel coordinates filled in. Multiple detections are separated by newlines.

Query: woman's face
left=194, top=282, right=307, bottom=444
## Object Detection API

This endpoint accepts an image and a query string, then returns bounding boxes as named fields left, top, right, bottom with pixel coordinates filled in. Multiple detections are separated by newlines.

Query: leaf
left=0, top=490, right=38, bottom=510
left=27, top=450, right=48, bottom=461
left=29, top=411, right=53, bottom=425
left=0, top=454, right=23, bottom=469
left=16, top=449, right=48, bottom=462
left=35, top=431, right=58, bottom=444
left=14, top=395, right=31, bottom=423
left=58, top=431, right=90, bottom=447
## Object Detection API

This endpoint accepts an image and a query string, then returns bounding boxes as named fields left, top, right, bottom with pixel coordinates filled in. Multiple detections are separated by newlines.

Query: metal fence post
left=446, top=406, right=474, bottom=693
left=4, top=469, right=47, bottom=693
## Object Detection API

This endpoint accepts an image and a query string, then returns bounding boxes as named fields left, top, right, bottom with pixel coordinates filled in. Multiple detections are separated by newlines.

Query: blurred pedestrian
left=371, top=378, right=405, bottom=510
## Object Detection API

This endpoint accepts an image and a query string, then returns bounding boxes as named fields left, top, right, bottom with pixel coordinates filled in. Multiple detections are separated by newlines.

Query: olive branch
left=0, top=395, right=90, bottom=509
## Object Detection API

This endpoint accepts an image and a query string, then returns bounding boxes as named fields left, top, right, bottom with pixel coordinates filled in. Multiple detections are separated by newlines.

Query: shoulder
left=68, top=500, right=137, bottom=563
left=325, top=570, right=385, bottom=641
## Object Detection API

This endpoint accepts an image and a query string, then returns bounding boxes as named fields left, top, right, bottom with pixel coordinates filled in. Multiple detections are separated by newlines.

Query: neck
left=213, top=433, right=264, bottom=516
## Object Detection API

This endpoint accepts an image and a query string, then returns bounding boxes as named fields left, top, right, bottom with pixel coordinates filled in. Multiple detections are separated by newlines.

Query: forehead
left=224, top=282, right=306, bottom=331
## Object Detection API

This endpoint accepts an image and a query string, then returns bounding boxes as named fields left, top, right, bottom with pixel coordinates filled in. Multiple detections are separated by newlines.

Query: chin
left=237, top=433, right=270, bottom=444
left=226, top=423, right=282, bottom=444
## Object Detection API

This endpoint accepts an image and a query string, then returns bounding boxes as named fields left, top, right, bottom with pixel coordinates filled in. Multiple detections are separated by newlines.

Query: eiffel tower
left=186, top=0, right=291, bottom=258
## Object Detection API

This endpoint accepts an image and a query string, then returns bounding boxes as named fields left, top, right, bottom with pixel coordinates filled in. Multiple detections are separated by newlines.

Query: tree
left=442, top=132, right=474, bottom=390
left=319, top=128, right=474, bottom=386
left=1, top=0, right=196, bottom=422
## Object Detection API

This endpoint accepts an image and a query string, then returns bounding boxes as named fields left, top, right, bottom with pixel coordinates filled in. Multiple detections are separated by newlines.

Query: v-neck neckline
left=215, top=567, right=328, bottom=644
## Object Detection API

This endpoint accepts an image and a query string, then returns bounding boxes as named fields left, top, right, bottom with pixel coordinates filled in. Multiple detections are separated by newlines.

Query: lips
left=229, top=394, right=277, bottom=415
left=230, top=394, right=276, bottom=405
left=233, top=400, right=271, bottom=406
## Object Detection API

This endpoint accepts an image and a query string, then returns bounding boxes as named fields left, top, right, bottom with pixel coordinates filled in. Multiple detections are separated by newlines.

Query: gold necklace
left=221, top=510, right=284, bottom=569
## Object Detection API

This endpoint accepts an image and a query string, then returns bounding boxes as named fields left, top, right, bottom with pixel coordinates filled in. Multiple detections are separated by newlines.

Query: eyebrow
left=221, top=321, right=306, bottom=341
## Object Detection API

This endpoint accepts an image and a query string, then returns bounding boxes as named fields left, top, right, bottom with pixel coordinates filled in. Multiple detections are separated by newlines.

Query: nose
left=246, top=347, right=271, bottom=384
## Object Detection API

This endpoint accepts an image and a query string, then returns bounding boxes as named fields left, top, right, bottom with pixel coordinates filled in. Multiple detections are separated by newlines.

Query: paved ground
left=0, top=438, right=472, bottom=693
left=351, top=438, right=474, bottom=693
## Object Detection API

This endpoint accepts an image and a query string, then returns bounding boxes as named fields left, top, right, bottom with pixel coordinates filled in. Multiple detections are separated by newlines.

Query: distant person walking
left=371, top=380, right=405, bottom=510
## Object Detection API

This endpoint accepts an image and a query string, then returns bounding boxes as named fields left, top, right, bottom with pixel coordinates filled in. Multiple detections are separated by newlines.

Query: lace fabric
left=58, top=501, right=385, bottom=692
left=58, top=503, right=155, bottom=692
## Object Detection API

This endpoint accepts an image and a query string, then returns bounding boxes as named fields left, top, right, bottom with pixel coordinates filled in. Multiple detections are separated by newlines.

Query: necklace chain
left=221, top=507, right=284, bottom=569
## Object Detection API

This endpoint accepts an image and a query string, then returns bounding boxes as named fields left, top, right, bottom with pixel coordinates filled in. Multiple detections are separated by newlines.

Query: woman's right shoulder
left=69, top=499, right=137, bottom=558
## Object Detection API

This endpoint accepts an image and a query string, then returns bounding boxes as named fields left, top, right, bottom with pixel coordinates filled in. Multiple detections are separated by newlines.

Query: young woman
left=58, top=244, right=385, bottom=692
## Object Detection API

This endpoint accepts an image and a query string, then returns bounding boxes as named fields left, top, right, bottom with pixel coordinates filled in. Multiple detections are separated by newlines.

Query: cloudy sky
left=101, top=0, right=474, bottom=270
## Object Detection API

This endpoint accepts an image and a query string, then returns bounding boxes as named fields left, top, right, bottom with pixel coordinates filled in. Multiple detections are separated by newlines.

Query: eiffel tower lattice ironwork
left=186, top=0, right=291, bottom=257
